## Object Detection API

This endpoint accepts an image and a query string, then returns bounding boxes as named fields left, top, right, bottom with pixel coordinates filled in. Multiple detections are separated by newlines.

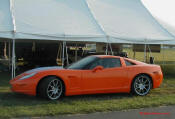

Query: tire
left=131, top=74, right=152, bottom=96
left=38, top=77, right=63, bottom=100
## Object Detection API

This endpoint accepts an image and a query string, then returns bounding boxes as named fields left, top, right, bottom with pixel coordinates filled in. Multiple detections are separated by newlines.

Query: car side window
left=88, top=59, right=103, bottom=69
left=124, top=60, right=135, bottom=66
left=102, top=58, right=121, bottom=68
left=88, top=58, right=121, bottom=69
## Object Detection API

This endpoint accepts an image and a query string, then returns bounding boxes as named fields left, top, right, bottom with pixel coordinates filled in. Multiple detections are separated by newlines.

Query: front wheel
left=131, top=74, right=152, bottom=96
left=38, top=77, right=63, bottom=100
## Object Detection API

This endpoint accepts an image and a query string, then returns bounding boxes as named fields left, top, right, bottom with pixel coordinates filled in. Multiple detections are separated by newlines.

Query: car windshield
left=67, top=56, right=98, bottom=70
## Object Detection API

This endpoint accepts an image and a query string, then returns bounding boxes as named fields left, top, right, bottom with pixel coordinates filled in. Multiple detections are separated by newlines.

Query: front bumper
left=10, top=78, right=37, bottom=96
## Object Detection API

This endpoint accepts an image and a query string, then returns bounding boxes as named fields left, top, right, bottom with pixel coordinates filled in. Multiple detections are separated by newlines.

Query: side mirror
left=92, top=66, right=104, bottom=72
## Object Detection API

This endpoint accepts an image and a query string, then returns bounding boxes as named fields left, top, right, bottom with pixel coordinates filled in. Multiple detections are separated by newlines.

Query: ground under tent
left=0, top=40, right=120, bottom=73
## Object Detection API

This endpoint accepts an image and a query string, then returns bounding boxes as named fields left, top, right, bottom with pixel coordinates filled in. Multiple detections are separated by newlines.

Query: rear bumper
left=152, top=71, right=163, bottom=89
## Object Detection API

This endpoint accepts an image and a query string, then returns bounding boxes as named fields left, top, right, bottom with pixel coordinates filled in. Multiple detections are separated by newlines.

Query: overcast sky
left=141, top=0, right=175, bottom=27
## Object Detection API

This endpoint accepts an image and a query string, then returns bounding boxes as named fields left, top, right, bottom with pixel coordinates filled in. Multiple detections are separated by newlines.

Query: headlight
left=19, top=72, right=37, bottom=80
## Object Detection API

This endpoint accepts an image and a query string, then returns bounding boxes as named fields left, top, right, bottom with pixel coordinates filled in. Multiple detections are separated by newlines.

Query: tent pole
left=62, top=41, right=65, bottom=67
left=144, top=44, right=146, bottom=62
left=148, top=44, right=152, bottom=57
left=133, top=51, right=136, bottom=59
left=109, top=43, right=113, bottom=55
left=105, top=43, right=108, bottom=55
left=11, top=42, right=13, bottom=79
left=4, top=41, right=7, bottom=59
left=107, top=36, right=113, bottom=55
left=75, top=44, right=78, bottom=61
left=13, top=38, right=16, bottom=78
left=106, top=36, right=113, bottom=55
left=12, top=38, right=16, bottom=79
left=10, top=0, right=16, bottom=79
left=144, top=39, right=147, bottom=62
left=65, top=42, right=69, bottom=66
left=162, top=44, right=165, bottom=66
left=8, top=41, right=11, bottom=70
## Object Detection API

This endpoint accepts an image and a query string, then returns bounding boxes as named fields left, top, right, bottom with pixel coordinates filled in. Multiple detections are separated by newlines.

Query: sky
left=141, top=0, right=175, bottom=27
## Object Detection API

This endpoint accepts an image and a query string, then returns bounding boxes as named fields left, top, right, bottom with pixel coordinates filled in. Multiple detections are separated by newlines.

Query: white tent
left=155, top=19, right=175, bottom=44
left=0, top=0, right=175, bottom=78
left=141, top=0, right=175, bottom=44
left=11, top=0, right=107, bottom=42
left=86, top=0, right=175, bottom=44
left=0, top=0, right=13, bottom=39
left=0, top=0, right=175, bottom=43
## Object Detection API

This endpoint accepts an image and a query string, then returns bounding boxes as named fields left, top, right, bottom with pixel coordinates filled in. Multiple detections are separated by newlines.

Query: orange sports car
left=10, top=55, right=163, bottom=100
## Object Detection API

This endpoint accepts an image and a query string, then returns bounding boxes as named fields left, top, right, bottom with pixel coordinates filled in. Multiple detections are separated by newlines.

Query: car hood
left=25, top=66, right=64, bottom=74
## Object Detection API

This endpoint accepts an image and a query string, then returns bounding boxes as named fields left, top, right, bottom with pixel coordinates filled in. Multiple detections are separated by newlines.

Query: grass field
left=0, top=47, right=175, bottom=118
left=123, top=48, right=175, bottom=63
left=0, top=71, right=175, bottom=118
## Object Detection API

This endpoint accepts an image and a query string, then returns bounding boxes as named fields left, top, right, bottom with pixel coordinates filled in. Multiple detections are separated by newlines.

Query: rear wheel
left=131, top=74, right=152, bottom=96
left=38, top=77, right=63, bottom=100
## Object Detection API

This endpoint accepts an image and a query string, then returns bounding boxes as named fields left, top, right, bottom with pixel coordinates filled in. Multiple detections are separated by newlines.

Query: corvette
left=10, top=55, right=163, bottom=100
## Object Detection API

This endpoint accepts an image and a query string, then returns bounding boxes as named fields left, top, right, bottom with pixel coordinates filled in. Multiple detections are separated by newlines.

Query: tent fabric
left=155, top=19, right=175, bottom=44
left=0, top=0, right=13, bottom=39
left=0, top=0, right=175, bottom=44
left=13, top=0, right=106, bottom=42
left=86, top=0, right=175, bottom=44
left=156, top=18, right=175, bottom=38
left=14, top=32, right=105, bottom=43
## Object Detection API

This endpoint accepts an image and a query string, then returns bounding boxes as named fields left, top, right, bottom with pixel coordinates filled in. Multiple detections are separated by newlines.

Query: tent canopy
left=87, top=0, right=174, bottom=44
left=13, top=0, right=106, bottom=42
left=155, top=18, right=175, bottom=45
left=0, top=0, right=175, bottom=44
left=0, top=0, right=13, bottom=39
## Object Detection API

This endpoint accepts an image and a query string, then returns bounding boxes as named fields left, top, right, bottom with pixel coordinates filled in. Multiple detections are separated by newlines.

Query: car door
left=82, top=58, right=127, bottom=93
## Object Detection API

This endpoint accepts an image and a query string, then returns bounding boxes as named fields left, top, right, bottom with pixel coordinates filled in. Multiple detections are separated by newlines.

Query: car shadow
left=0, top=91, right=134, bottom=107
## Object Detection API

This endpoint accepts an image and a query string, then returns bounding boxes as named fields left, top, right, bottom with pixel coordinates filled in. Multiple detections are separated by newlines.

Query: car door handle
left=68, top=76, right=77, bottom=78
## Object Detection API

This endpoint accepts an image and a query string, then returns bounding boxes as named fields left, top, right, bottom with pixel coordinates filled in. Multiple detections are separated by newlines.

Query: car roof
left=92, top=55, right=121, bottom=58
left=91, top=55, right=145, bottom=65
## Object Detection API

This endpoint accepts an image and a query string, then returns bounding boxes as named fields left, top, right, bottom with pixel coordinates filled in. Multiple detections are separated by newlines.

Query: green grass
left=160, top=64, right=175, bottom=77
left=0, top=72, right=175, bottom=118
left=123, top=48, right=175, bottom=63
